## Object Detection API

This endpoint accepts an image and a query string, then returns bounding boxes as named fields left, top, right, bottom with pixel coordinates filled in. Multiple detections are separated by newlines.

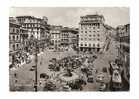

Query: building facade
left=61, top=27, right=78, bottom=51
left=116, top=24, right=130, bottom=88
left=116, top=24, right=130, bottom=43
left=50, top=25, right=62, bottom=50
left=79, top=14, right=106, bottom=52
left=16, top=16, right=50, bottom=52
left=9, top=17, right=28, bottom=65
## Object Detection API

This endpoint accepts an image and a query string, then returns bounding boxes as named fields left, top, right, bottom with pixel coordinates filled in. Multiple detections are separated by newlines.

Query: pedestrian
left=14, top=73, right=17, bottom=78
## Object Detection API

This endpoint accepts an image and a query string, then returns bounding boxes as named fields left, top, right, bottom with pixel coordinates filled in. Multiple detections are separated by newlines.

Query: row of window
left=10, top=43, right=20, bottom=51
left=9, top=28, right=20, bottom=34
left=9, top=35, right=20, bottom=41
left=18, top=18, right=41, bottom=24
left=81, top=18, right=102, bottom=21
left=50, top=30, right=60, bottom=33
left=80, top=38, right=100, bottom=41
left=10, top=28, right=27, bottom=34
left=80, top=43, right=100, bottom=47
left=80, top=30, right=100, bottom=33
left=80, top=34, right=100, bottom=37
left=22, top=23, right=41, bottom=28
left=81, top=26, right=100, bottom=30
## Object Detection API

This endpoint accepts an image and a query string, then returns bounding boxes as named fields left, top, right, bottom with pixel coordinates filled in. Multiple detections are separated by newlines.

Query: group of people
left=10, top=51, right=31, bottom=70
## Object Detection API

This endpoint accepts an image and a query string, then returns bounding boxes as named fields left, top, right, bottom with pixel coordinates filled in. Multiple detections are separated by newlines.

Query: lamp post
left=34, top=39, right=38, bottom=92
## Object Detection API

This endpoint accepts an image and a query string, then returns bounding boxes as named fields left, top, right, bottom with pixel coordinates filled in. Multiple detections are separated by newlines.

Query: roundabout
left=58, top=71, right=80, bottom=83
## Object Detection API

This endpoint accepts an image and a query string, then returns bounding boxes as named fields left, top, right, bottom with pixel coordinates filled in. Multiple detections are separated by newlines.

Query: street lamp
left=33, top=38, right=39, bottom=92
left=35, top=41, right=38, bottom=92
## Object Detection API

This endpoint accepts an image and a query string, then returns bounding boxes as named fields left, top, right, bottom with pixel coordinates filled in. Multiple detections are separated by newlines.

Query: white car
left=96, top=73, right=105, bottom=82
left=62, top=85, right=71, bottom=91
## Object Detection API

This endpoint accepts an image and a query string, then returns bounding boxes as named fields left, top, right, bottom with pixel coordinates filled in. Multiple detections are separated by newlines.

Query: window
left=13, top=35, right=15, bottom=41
left=97, top=34, right=100, bottom=36
left=13, top=28, right=15, bottom=33
left=16, top=36, right=18, bottom=40
left=85, top=31, right=87, bottom=33
left=89, top=43, right=91, bottom=47
left=80, top=44, right=83, bottom=46
left=93, top=44, right=95, bottom=47
left=97, top=38, right=100, bottom=41
left=93, top=35, right=95, bottom=37
left=97, top=44, right=100, bottom=47
left=84, top=38, right=87, bottom=40
left=85, top=43, right=87, bottom=46
left=13, top=45, right=15, bottom=50
left=17, top=29, right=19, bottom=33
left=17, top=44, right=19, bottom=49
left=89, top=35, right=91, bottom=37
left=81, top=38, right=83, bottom=40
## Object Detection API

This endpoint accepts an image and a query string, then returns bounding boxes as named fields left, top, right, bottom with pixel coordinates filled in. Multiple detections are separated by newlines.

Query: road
left=9, top=49, right=77, bottom=91
left=9, top=37, right=119, bottom=91
left=82, top=38, right=119, bottom=91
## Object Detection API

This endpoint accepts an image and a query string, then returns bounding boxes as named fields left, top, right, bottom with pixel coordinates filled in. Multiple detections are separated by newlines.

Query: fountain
left=58, top=68, right=79, bottom=83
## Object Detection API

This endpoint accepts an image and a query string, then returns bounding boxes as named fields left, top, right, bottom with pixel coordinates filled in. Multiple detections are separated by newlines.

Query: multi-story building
left=79, top=14, right=106, bottom=52
left=116, top=24, right=130, bottom=89
left=9, top=17, right=28, bottom=65
left=16, top=16, right=50, bottom=51
left=116, top=24, right=130, bottom=43
left=61, top=27, right=78, bottom=51
left=20, top=27, right=29, bottom=52
left=104, top=24, right=116, bottom=38
left=50, top=25, right=62, bottom=50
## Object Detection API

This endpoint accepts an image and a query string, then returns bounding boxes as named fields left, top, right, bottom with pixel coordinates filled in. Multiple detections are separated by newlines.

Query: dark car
left=102, top=67, right=107, bottom=73
left=43, top=81, right=56, bottom=91
left=98, top=82, right=106, bottom=91
left=40, top=73, right=49, bottom=79
left=87, top=75, right=94, bottom=83
left=29, top=68, right=35, bottom=71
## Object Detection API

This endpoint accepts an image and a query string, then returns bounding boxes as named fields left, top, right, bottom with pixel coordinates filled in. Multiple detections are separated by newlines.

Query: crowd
left=9, top=51, right=32, bottom=70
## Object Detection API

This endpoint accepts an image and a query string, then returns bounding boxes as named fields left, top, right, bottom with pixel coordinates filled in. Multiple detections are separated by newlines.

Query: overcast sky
left=10, top=7, right=129, bottom=28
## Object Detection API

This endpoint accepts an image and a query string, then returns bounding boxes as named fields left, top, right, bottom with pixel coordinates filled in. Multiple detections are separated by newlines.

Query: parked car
left=87, top=75, right=94, bottom=83
left=40, top=73, right=49, bottom=79
left=26, top=58, right=31, bottom=64
left=102, top=67, right=107, bottom=73
left=99, top=82, right=106, bottom=91
left=96, top=73, right=105, bottom=82
left=29, top=67, right=35, bottom=71
left=62, top=85, right=71, bottom=91
left=29, top=65, right=35, bottom=71
left=43, top=81, right=56, bottom=91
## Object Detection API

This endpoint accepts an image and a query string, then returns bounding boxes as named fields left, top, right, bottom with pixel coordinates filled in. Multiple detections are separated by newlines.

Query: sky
left=9, top=7, right=129, bottom=28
